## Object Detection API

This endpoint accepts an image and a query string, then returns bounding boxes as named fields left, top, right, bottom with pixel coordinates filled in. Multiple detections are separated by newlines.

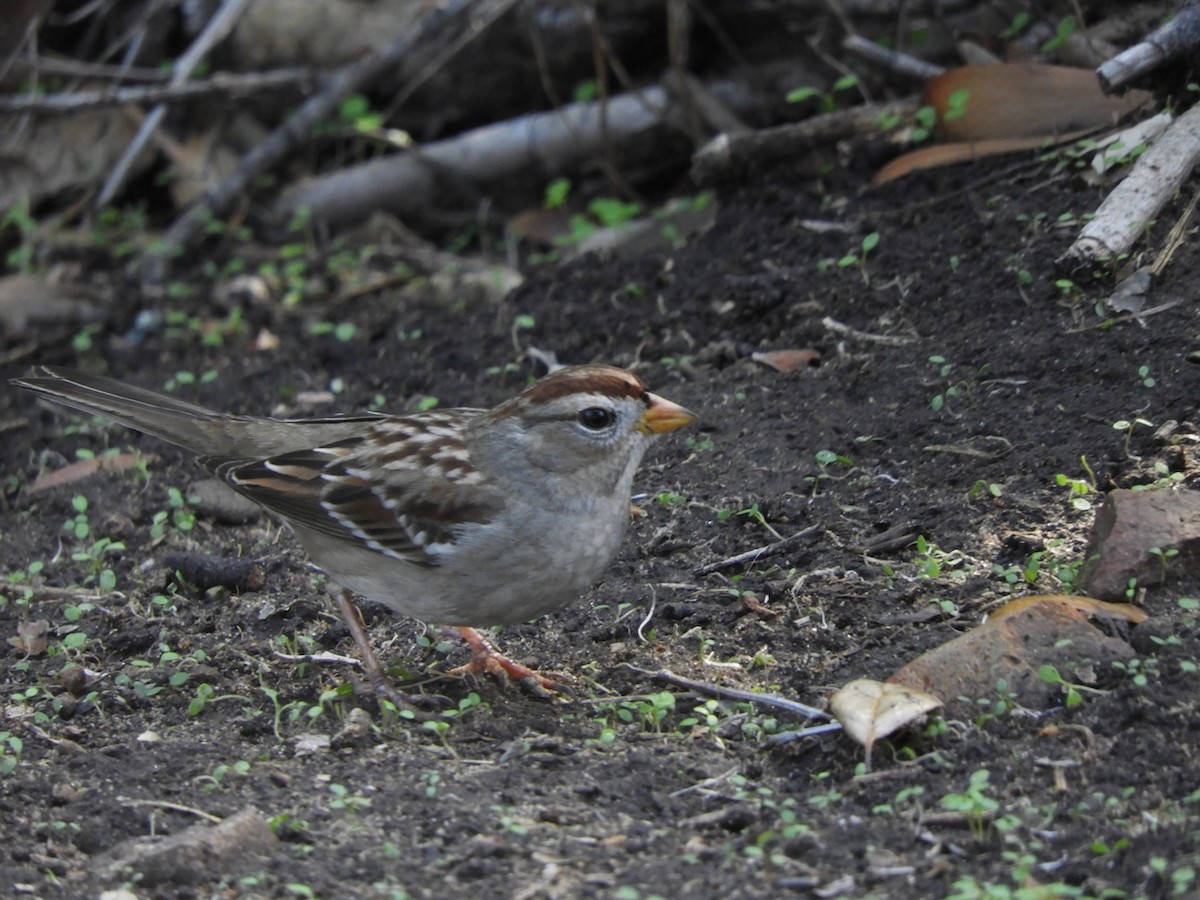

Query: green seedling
left=1037, top=664, right=1103, bottom=707
left=1055, top=472, right=1093, bottom=511
left=968, top=480, right=1003, bottom=501
left=927, top=355, right=967, bottom=411
left=805, top=449, right=855, bottom=494
left=785, top=73, right=859, bottom=113
left=939, top=769, right=1000, bottom=838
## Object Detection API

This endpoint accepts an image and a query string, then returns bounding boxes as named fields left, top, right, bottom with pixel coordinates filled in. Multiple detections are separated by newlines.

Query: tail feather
left=12, top=366, right=376, bottom=458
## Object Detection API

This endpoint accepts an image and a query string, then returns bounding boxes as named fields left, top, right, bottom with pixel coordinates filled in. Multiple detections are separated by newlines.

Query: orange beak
left=638, top=393, right=698, bottom=434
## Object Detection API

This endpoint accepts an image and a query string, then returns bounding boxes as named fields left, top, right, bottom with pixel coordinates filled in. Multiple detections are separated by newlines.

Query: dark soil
left=3, top=145, right=1199, bottom=899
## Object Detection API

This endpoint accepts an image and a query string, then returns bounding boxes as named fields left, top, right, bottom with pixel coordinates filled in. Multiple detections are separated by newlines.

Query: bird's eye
left=577, top=406, right=615, bottom=430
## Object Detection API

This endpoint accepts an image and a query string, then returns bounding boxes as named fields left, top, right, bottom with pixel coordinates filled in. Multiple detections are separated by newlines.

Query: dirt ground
left=2, top=134, right=1199, bottom=899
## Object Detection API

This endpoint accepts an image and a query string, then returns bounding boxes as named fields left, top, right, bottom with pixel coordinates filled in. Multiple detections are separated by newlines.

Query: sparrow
left=13, top=364, right=696, bottom=709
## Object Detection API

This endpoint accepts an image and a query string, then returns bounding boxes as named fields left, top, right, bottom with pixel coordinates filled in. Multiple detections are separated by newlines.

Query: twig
left=822, top=316, right=918, bottom=346
left=0, top=577, right=114, bottom=602
left=691, top=98, right=918, bottom=185
left=693, top=524, right=820, bottom=576
left=1151, top=181, right=1200, bottom=276
left=635, top=667, right=832, bottom=721
left=274, top=649, right=361, bottom=668
left=764, top=723, right=846, bottom=746
left=9, top=56, right=168, bottom=82
left=95, top=0, right=254, bottom=208
left=1098, top=0, right=1200, bottom=93
left=668, top=764, right=741, bottom=797
left=117, top=797, right=223, bottom=823
left=1060, top=299, right=1183, bottom=334
left=842, top=34, right=944, bottom=82
left=0, top=69, right=313, bottom=114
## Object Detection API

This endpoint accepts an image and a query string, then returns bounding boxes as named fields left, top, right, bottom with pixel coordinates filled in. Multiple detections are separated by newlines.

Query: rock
left=889, top=597, right=1137, bottom=715
left=188, top=479, right=263, bottom=524
left=1080, top=489, right=1200, bottom=600
left=95, top=806, right=277, bottom=886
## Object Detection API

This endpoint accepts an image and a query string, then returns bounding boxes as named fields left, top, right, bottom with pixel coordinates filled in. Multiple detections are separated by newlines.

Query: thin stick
left=118, top=798, right=223, bottom=823
left=823, top=316, right=918, bottom=346
left=694, top=524, right=820, bottom=576
left=636, top=667, right=831, bottom=721
left=764, top=723, right=845, bottom=746
left=1, top=69, right=312, bottom=114
left=842, top=34, right=944, bottom=82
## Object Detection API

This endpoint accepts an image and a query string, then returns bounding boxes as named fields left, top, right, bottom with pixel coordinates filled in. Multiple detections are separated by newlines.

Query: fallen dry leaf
left=873, top=136, right=1081, bottom=186
left=829, top=678, right=942, bottom=758
left=874, top=65, right=1151, bottom=185
left=925, top=65, right=1150, bottom=143
left=31, top=453, right=155, bottom=493
left=751, top=349, right=821, bottom=373
left=9, top=619, right=49, bottom=656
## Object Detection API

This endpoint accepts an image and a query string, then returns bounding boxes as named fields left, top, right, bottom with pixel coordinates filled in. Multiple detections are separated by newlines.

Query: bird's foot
left=449, top=626, right=571, bottom=698
left=332, top=589, right=448, bottom=719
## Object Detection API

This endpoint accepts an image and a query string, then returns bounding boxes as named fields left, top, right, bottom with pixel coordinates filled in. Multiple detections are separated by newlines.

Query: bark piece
left=163, top=551, right=268, bottom=593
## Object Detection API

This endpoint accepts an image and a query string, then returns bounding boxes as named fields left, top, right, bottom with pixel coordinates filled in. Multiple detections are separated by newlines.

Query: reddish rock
left=889, top=599, right=1135, bottom=715
left=1081, top=489, right=1200, bottom=600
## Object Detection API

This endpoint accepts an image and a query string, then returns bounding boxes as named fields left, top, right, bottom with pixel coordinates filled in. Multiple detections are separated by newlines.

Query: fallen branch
left=1063, top=104, right=1200, bottom=264
left=1098, top=0, right=1200, bottom=93
left=691, top=98, right=918, bottom=185
left=271, top=83, right=679, bottom=229
left=0, top=69, right=313, bottom=114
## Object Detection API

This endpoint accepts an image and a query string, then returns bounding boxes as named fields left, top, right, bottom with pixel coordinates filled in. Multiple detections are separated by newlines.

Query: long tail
left=12, top=365, right=257, bottom=456
left=15, top=366, right=389, bottom=458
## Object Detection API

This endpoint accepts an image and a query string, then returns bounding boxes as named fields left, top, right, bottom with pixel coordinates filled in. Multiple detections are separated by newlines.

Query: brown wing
left=204, top=412, right=504, bottom=566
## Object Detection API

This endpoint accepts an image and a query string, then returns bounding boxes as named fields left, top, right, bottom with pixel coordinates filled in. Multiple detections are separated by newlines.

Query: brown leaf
left=874, top=65, right=1152, bottom=185
left=873, top=136, right=1081, bottom=186
left=925, top=65, right=1150, bottom=143
left=829, top=678, right=943, bottom=755
left=9, top=619, right=49, bottom=656
left=31, top=453, right=155, bottom=493
left=751, top=349, right=821, bottom=373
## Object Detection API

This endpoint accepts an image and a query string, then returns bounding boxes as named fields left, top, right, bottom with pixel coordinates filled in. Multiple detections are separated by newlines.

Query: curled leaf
left=829, top=678, right=942, bottom=757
